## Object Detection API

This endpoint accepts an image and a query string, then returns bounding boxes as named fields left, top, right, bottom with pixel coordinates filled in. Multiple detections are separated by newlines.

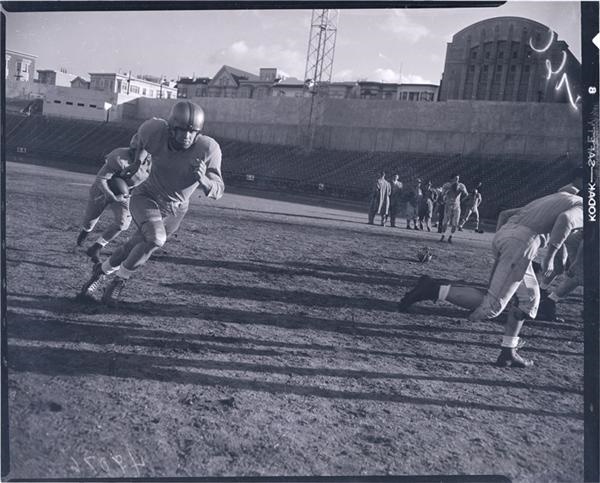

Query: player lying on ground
left=79, top=100, right=224, bottom=305
left=76, top=138, right=152, bottom=262
left=398, top=182, right=583, bottom=368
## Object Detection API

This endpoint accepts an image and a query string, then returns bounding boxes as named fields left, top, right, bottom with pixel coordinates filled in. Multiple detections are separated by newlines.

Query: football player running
left=439, top=174, right=468, bottom=243
left=79, top=100, right=224, bottom=304
left=398, top=176, right=583, bottom=368
left=76, top=136, right=152, bottom=263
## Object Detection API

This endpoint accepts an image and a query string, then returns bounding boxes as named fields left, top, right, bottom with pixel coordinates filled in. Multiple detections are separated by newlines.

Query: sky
left=3, top=1, right=582, bottom=85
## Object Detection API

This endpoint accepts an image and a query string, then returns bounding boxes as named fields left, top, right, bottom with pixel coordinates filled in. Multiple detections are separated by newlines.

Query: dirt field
left=4, top=161, right=584, bottom=481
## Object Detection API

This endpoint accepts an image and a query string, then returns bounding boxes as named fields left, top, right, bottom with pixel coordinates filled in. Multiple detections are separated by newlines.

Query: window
left=497, top=65, right=503, bottom=71
left=110, top=80, right=114, bottom=89
left=142, top=88, right=147, bottom=96
left=77, top=103, right=84, bottom=107
left=401, top=92, right=408, bottom=100
left=100, top=79, right=105, bottom=88
left=195, top=88, right=204, bottom=96
left=471, top=51, right=477, bottom=59
left=22, top=64, right=28, bottom=72
left=498, top=51, right=504, bottom=59
left=53, top=100, right=62, bottom=103
left=512, top=51, right=518, bottom=59
left=510, top=65, right=516, bottom=72
left=90, top=104, right=97, bottom=108
left=470, top=65, right=475, bottom=72
left=524, top=65, right=530, bottom=73
left=66, top=101, right=73, bottom=105
left=485, top=52, right=490, bottom=59
left=483, top=65, right=489, bottom=72
left=180, top=88, right=187, bottom=98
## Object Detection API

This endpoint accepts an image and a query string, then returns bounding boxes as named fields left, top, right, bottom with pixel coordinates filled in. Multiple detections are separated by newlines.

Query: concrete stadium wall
left=130, top=96, right=583, bottom=159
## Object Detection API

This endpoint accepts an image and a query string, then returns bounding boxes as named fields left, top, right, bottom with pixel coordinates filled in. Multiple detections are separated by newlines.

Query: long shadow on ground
left=7, top=314, right=582, bottom=397
left=7, top=342, right=583, bottom=420
left=7, top=295, right=583, bottom=358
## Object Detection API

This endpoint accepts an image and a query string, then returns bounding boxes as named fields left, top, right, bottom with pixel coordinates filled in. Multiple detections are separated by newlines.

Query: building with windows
left=6, top=49, right=37, bottom=82
left=71, top=76, right=91, bottom=89
left=439, top=16, right=581, bottom=106
left=398, top=84, right=438, bottom=102
left=177, top=77, right=211, bottom=98
left=37, top=68, right=80, bottom=87
left=88, top=73, right=176, bottom=100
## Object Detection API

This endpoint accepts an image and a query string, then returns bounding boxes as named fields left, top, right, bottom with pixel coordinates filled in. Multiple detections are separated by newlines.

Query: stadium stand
left=5, top=113, right=575, bottom=219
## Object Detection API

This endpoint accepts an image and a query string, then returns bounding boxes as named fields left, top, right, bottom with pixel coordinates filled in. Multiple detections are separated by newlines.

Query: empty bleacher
left=5, top=113, right=575, bottom=218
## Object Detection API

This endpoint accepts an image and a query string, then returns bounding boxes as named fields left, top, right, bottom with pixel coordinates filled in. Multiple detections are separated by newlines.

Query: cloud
left=374, top=68, right=401, bottom=83
left=382, top=10, right=430, bottom=43
left=372, top=68, right=434, bottom=85
left=209, top=41, right=305, bottom=78
left=333, top=68, right=355, bottom=81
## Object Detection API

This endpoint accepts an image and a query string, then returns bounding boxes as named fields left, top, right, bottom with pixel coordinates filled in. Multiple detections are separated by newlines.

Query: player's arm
left=194, top=141, right=225, bottom=200
left=95, top=156, right=126, bottom=202
left=542, top=207, right=584, bottom=276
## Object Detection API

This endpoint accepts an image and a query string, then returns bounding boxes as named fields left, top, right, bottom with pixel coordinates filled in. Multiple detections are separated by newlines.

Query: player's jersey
left=504, top=192, right=583, bottom=248
left=134, top=118, right=224, bottom=205
left=442, top=182, right=468, bottom=206
left=94, top=147, right=151, bottom=189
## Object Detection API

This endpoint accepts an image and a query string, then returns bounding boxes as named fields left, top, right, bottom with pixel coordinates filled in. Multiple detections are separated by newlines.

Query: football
left=107, top=176, right=130, bottom=196
left=417, top=247, right=433, bottom=263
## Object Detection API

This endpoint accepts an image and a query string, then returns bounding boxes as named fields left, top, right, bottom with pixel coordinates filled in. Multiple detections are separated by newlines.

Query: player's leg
left=102, top=203, right=188, bottom=305
left=459, top=208, right=472, bottom=231
left=77, top=186, right=107, bottom=246
left=495, top=264, right=539, bottom=367
left=86, top=199, right=132, bottom=263
left=448, top=206, right=460, bottom=243
left=473, top=207, right=480, bottom=231
left=440, top=205, right=451, bottom=241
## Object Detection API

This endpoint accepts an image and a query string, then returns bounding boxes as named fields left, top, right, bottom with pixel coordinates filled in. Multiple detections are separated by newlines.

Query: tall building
left=439, top=16, right=581, bottom=107
left=5, top=49, right=37, bottom=82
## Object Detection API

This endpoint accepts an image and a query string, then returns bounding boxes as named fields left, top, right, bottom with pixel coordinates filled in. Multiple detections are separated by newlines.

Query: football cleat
left=416, top=247, right=433, bottom=263
left=79, top=262, right=105, bottom=297
left=496, top=347, right=534, bottom=368
left=102, top=277, right=126, bottom=306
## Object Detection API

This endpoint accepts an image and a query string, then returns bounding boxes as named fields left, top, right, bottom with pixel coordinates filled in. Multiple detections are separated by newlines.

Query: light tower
left=302, top=9, right=340, bottom=150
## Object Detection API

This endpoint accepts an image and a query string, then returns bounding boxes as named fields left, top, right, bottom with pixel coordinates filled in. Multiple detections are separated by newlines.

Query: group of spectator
left=367, top=171, right=483, bottom=237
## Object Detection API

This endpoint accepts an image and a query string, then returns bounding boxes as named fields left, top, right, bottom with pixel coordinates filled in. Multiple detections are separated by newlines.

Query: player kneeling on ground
left=76, top=138, right=152, bottom=262
left=79, top=100, right=224, bottom=304
left=398, top=180, right=583, bottom=368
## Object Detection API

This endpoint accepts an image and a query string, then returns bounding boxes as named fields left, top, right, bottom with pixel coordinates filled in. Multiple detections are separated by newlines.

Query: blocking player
left=79, top=100, right=224, bottom=304
left=458, top=186, right=482, bottom=232
left=439, top=174, right=468, bottom=243
left=76, top=137, right=152, bottom=263
left=399, top=187, right=583, bottom=368
left=535, top=228, right=583, bottom=321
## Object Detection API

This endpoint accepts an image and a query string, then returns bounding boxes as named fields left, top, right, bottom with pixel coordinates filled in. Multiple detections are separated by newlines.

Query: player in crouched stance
left=79, top=100, right=224, bottom=304
left=398, top=187, right=583, bottom=368
left=76, top=139, right=152, bottom=263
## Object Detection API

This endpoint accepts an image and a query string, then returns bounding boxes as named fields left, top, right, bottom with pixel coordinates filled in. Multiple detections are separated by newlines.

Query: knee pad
left=140, top=220, right=167, bottom=248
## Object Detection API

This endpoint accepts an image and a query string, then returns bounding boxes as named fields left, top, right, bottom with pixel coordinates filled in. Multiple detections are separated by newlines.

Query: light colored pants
left=470, top=225, right=541, bottom=320
left=442, top=204, right=460, bottom=231
left=81, top=183, right=131, bottom=235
